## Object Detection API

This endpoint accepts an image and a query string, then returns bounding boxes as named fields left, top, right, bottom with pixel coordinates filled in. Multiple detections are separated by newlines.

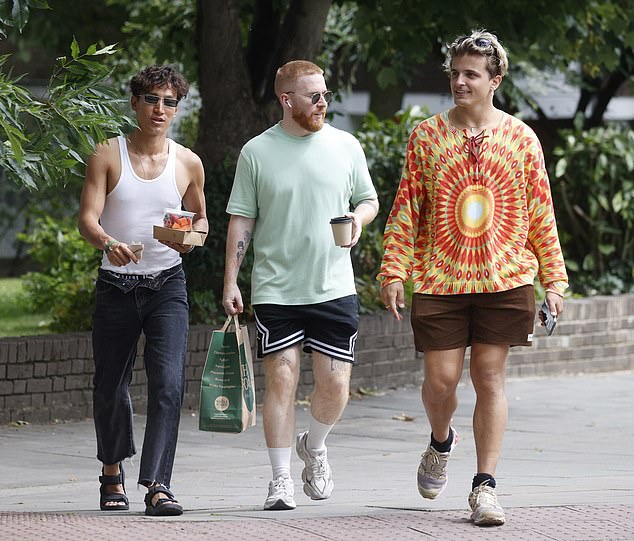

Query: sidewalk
left=1, top=371, right=633, bottom=540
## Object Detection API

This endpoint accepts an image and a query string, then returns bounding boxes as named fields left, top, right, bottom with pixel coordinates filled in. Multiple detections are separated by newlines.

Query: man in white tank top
left=78, top=65, right=207, bottom=516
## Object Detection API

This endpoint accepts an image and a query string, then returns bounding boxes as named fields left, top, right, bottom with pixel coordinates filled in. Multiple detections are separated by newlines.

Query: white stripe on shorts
left=304, top=331, right=358, bottom=362
left=255, top=312, right=304, bottom=355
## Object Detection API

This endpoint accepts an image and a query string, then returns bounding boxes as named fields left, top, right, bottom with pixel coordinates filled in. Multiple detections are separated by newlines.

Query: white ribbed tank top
left=100, top=136, right=182, bottom=275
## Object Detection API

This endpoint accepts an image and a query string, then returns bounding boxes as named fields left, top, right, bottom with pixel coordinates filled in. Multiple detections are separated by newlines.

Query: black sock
left=472, top=473, right=496, bottom=491
left=430, top=427, right=454, bottom=453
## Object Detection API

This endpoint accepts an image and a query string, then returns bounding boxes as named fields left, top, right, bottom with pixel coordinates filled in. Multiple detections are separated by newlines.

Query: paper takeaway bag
left=198, top=315, right=256, bottom=433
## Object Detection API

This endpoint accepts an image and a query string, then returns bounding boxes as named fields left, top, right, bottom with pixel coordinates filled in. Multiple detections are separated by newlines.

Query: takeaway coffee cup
left=330, top=216, right=353, bottom=246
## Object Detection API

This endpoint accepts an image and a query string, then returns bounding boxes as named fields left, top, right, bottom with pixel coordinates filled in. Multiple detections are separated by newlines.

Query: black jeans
left=92, top=264, right=188, bottom=488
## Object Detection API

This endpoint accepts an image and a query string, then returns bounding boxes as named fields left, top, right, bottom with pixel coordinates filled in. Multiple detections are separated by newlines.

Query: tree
left=0, top=0, right=134, bottom=189
left=195, top=0, right=332, bottom=168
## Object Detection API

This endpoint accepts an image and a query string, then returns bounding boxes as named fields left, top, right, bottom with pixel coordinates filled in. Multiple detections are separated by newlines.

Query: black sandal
left=99, top=462, right=129, bottom=511
left=144, top=485, right=183, bottom=516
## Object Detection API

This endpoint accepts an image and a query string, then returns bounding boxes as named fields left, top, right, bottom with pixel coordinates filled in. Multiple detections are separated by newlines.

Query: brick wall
left=1, top=294, right=633, bottom=424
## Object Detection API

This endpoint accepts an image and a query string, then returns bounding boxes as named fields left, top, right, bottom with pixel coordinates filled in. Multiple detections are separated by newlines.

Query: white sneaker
left=469, top=483, right=505, bottom=526
left=417, top=427, right=457, bottom=499
left=263, top=476, right=296, bottom=511
left=296, top=431, right=334, bottom=500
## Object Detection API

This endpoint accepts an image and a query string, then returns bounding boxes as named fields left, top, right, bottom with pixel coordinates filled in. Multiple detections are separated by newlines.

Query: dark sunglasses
left=285, top=90, right=334, bottom=104
left=136, top=94, right=179, bottom=108
left=456, top=36, right=494, bottom=49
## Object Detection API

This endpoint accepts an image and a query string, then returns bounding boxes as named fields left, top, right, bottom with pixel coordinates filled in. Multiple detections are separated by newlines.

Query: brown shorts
left=411, top=285, right=536, bottom=352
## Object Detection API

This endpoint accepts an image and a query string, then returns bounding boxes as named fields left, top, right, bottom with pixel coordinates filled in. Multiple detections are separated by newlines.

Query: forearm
left=78, top=214, right=115, bottom=252
left=353, top=198, right=379, bottom=226
left=224, top=215, right=255, bottom=287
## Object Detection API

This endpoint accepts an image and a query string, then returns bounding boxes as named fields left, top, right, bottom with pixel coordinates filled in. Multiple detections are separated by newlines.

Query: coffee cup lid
left=330, top=216, right=353, bottom=224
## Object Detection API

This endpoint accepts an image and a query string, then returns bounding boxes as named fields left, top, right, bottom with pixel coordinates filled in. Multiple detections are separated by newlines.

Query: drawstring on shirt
left=465, top=130, right=488, bottom=183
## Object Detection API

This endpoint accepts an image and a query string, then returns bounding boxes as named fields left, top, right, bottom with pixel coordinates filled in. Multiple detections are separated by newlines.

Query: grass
left=0, top=277, right=51, bottom=337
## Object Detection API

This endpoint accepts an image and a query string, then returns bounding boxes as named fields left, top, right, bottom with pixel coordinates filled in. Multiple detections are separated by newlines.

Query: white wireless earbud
left=287, top=101, right=292, bottom=108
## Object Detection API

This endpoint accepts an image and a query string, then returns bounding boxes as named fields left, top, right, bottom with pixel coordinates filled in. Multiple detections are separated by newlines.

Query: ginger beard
left=291, top=106, right=325, bottom=132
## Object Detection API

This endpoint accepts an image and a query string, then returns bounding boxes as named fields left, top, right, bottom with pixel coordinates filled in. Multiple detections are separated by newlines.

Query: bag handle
left=221, top=314, right=240, bottom=332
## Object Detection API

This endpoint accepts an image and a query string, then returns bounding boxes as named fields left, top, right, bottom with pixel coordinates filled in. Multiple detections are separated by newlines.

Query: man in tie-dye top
left=378, top=30, right=568, bottom=527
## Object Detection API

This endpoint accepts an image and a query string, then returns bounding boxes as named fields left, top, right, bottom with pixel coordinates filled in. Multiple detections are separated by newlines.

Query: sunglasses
left=456, top=36, right=494, bottom=49
left=285, top=90, right=334, bottom=104
left=136, top=94, right=179, bottom=108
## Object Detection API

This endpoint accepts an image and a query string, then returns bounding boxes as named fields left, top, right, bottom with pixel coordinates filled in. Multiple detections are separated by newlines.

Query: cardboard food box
left=153, top=225, right=208, bottom=246
left=153, top=207, right=207, bottom=246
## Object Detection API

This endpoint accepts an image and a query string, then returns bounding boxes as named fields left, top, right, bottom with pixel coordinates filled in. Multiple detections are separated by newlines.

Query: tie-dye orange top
left=377, top=111, right=568, bottom=296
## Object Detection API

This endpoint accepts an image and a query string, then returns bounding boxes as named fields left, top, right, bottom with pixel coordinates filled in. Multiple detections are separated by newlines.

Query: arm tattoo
left=235, top=230, right=252, bottom=265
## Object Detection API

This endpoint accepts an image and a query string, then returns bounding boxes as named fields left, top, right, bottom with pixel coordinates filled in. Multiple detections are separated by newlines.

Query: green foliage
left=352, top=106, right=429, bottom=311
left=0, top=39, right=135, bottom=189
left=318, top=3, right=360, bottom=91
left=0, top=0, right=49, bottom=37
left=523, top=1, right=634, bottom=79
left=551, top=122, right=634, bottom=295
left=104, top=0, right=197, bottom=85
left=18, top=216, right=101, bottom=332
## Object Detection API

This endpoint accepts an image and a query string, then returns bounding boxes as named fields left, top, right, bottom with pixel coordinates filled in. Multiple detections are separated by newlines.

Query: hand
left=380, top=281, right=405, bottom=321
left=222, top=283, right=244, bottom=316
left=340, top=213, right=362, bottom=248
left=544, top=290, right=564, bottom=319
left=159, top=240, right=194, bottom=254
left=105, top=242, right=140, bottom=267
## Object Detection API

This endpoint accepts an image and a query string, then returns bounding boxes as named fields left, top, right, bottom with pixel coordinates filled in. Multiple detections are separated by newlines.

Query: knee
left=318, top=374, right=350, bottom=398
left=312, top=365, right=351, bottom=402
left=471, top=369, right=505, bottom=395
left=422, top=376, right=457, bottom=401
left=265, top=368, right=298, bottom=398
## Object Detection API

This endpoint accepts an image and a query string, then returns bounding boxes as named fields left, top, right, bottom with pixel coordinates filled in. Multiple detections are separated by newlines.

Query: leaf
left=555, top=158, right=567, bottom=178
left=376, top=66, right=398, bottom=89
left=11, top=0, right=30, bottom=32
left=392, top=413, right=415, bottom=422
left=92, top=44, right=118, bottom=56
left=70, top=37, right=80, bottom=60
left=598, top=244, right=616, bottom=256
left=357, top=386, right=386, bottom=397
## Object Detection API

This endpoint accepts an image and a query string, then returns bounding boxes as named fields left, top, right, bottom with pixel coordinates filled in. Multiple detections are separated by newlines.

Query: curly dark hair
left=129, top=65, right=189, bottom=101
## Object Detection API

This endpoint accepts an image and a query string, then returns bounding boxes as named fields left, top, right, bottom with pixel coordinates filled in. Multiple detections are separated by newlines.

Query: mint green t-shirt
left=227, top=123, right=377, bottom=305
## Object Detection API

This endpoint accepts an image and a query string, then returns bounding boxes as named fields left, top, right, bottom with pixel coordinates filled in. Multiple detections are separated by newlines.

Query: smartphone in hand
left=539, top=300, right=557, bottom=336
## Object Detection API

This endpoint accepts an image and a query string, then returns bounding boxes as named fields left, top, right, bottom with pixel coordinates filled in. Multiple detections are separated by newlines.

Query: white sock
left=305, top=416, right=334, bottom=454
left=268, top=447, right=292, bottom=479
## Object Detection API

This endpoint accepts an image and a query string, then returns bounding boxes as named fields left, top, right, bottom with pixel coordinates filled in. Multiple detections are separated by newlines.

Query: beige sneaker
left=469, top=483, right=505, bottom=526
left=417, top=427, right=457, bottom=499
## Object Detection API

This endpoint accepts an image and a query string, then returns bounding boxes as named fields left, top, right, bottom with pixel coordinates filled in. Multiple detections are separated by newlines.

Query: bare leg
left=310, top=352, right=352, bottom=424
left=421, top=348, right=466, bottom=441
left=469, top=343, right=509, bottom=475
left=262, top=346, right=301, bottom=448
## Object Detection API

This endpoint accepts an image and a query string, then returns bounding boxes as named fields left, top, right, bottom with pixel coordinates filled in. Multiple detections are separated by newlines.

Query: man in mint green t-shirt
left=223, top=60, right=378, bottom=511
